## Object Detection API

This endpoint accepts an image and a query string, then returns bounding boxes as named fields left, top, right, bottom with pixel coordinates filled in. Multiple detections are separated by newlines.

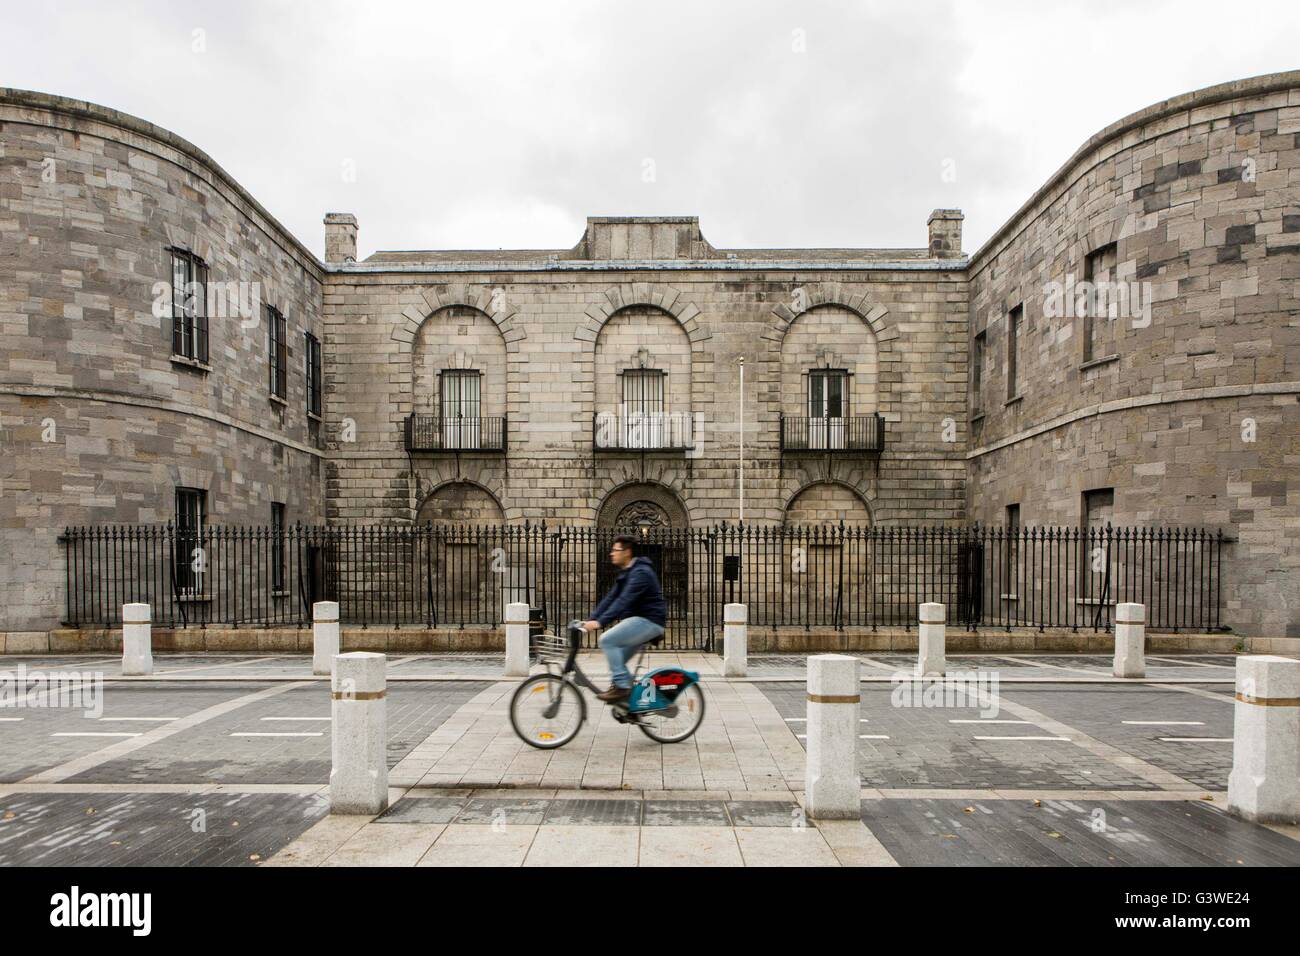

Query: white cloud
left=2, top=0, right=1297, bottom=259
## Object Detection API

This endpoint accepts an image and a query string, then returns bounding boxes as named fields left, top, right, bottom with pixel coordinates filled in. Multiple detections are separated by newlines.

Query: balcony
left=404, top=415, right=507, bottom=453
left=593, top=411, right=697, bottom=453
left=779, top=414, right=885, bottom=454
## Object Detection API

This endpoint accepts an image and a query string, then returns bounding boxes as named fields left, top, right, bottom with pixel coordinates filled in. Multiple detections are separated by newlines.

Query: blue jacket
left=592, top=556, right=667, bottom=629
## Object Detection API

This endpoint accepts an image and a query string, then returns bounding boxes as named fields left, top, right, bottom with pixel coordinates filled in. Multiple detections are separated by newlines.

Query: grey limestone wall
left=966, top=73, right=1300, bottom=637
left=0, top=90, right=326, bottom=637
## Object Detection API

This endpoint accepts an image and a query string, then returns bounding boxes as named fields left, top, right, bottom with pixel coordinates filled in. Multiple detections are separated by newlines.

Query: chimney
left=927, top=209, right=964, bottom=259
left=324, top=212, right=358, bottom=264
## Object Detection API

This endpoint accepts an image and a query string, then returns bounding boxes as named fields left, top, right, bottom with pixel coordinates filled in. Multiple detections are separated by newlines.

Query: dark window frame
left=305, top=332, right=322, bottom=418
left=268, top=305, right=288, bottom=400
left=972, top=330, right=986, bottom=412
left=271, top=501, right=286, bottom=592
left=169, top=248, right=209, bottom=363
left=174, top=486, right=207, bottom=595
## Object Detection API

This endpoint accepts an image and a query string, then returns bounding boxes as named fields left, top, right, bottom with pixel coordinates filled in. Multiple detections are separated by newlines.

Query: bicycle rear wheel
left=510, top=674, right=585, bottom=749
left=637, top=683, right=705, bottom=744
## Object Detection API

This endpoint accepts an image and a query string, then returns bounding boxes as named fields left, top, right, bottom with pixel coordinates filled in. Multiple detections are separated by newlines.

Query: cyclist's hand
left=581, top=620, right=601, bottom=632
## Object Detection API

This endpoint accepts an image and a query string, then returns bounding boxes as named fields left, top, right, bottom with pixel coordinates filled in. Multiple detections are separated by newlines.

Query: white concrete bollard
left=917, top=602, right=946, bottom=677
left=504, top=602, right=531, bottom=677
left=121, top=603, right=153, bottom=676
left=723, top=603, right=747, bottom=677
left=312, top=601, right=340, bottom=677
left=1113, top=602, right=1146, bottom=678
left=330, top=652, right=388, bottom=815
left=1227, top=655, right=1300, bottom=824
left=805, top=654, right=861, bottom=819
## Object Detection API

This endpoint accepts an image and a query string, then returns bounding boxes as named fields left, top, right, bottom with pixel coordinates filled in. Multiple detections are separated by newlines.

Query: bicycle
left=509, top=621, right=705, bottom=749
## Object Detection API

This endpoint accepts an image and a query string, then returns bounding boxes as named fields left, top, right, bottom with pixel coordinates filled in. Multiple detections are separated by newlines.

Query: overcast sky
left=4, top=1, right=1298, bottom=260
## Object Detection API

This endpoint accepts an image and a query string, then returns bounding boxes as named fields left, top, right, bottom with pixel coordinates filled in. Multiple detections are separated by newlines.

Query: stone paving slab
left=861, top=799, right=1300, bottom=867
left=0, top=790, right=328, bottom=866
left=758, top=680, right=1238, bottom=792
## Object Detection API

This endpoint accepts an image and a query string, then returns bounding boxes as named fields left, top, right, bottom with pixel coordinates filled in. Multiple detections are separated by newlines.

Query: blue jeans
left=598, top=616, right=665, bottom=688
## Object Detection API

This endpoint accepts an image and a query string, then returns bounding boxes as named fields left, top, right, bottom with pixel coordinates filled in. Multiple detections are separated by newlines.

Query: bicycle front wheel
left=637, top=683, right=706, bottom=744
left=509, top=674, right=586, bottom=749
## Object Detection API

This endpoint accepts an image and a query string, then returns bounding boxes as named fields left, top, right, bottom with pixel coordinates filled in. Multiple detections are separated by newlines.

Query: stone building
left=0, top=71, right=1297, bottom=647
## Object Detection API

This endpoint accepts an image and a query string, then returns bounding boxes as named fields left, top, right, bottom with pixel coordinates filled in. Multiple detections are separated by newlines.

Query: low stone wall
left=2, top=626, right=1288, bottom=656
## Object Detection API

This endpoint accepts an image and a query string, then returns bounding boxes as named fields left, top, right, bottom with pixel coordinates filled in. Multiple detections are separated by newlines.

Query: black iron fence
left=61, top=524, right=1225, bottom=648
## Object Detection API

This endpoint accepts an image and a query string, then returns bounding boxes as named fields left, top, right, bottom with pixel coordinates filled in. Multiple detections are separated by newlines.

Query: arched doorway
left=595, top=484, right=690, bottom=631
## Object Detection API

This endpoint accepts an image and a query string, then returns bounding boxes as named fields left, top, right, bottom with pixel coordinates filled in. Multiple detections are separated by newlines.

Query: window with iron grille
left=268, top=306, right=287, bottom=400
left=807, top=369, right=848, bottom=449
left=170, top=249, right=209, bottom=363
left=1004, top=503, right=1020, bottom=593
left=305, top=332, right=322, bottom=417
left=441, top=369, right=481, bottom=448
left=271, top=501, right=286, bottom=591
left=622, top=369, right=665, bottom=447
left=174, top=486, right=207, bottom=595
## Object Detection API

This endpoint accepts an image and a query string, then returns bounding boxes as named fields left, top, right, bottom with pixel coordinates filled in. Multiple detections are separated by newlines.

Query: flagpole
left=738, top=357, right=744, bottom=524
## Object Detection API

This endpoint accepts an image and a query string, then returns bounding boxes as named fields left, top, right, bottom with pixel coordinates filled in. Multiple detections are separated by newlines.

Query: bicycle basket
left=533, top=633, right=570, bottom=663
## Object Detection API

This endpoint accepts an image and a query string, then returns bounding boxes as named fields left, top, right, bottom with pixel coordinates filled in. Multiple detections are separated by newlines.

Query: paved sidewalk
left=388, top=672, right=806, bottom=791
left=3, top=651, right=1297, bottom=867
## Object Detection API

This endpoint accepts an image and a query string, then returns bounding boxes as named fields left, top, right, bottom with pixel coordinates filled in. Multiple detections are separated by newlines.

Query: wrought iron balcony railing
left=404, top=415, right=507, bottom=452
left=592, top=411, right=697, bottom=452
left=779, top=413, right=885, bottom=453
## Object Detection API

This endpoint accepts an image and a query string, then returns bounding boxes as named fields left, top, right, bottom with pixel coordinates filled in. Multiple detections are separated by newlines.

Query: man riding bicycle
left=582, top=534, right=667, bottom=703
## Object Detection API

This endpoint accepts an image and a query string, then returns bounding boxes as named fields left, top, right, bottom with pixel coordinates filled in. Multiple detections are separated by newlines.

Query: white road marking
left=859, top=734, right=890, bottom=739
left=0, top=717, right=24, bottom=722
left=950, top=719, right=1031, bottom=724
left=1123, top=720, right=1205, bottom=726
left=1158, top=737, right=1232, bottom=743
left=973, top=735, right=1071, bottom=742
left=153, top=656, right=283, bottom=675
left=22, top=681, right=314, bottom=784
left=94, top=717, right=180, bottom=722
left=230, top=732, right=324, bottom=738
left=261, top=717, right=330, bottom=722
left=784, top=717, right=869, bottom=722
left=52, top=732, right=141, bottom=738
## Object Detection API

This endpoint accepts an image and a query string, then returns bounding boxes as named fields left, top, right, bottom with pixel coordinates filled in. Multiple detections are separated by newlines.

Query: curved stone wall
left=0, top=89, right=326, bottom=639
left=967, top=72, right=1300, bottom=638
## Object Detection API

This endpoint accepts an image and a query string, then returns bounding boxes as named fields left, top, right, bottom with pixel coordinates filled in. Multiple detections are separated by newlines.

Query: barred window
left=268, top=306, right=287, bottom=399
left=271, top=501, right=286, bottom=591
left=170, top=249, right=209, bottom=363
left=305, top=332, right=322, bottom=417
left=174, top=486, right=207, bottom=595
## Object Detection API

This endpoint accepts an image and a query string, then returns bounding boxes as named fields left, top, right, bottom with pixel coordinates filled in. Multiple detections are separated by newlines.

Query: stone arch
left=410, top=304, right=508, bottom=418
left=416, top=479, right=505, bottom=525
left=765, top=282, right=894, bottom=347
left=782, top=479, right=873, bottom=527
left=596, top=480, right=690, bottom=529
left=592, top=305, right=694, bottom=429
left=576, top=284, right=709, bottom=350
left=391, top=284, right=523, bottom=348
left=778, top=303, right=882, bottom=424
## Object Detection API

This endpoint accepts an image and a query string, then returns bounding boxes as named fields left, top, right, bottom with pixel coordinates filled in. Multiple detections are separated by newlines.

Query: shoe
left=597, top=685, right=631, bottom=703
